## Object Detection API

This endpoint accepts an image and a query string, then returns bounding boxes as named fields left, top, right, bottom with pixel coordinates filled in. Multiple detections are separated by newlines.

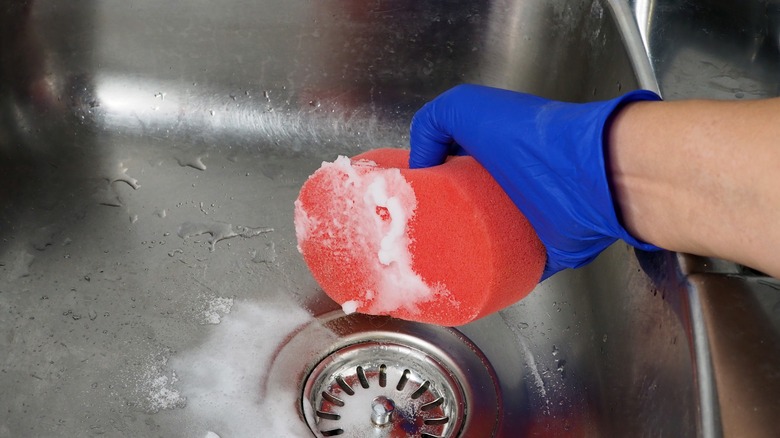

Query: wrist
left=600, top=91, right=663, bottom=250
left=606, top=99, right=678, bottom=251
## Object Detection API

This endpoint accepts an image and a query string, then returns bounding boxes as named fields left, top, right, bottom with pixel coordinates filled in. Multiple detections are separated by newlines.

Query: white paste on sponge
left=294, top=156, right=442, bottom=315
left=341, top=300, right=359, bottom=315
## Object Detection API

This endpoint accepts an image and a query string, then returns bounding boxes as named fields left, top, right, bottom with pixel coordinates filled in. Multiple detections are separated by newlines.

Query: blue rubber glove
left=409, top=84, right=663, bottom=280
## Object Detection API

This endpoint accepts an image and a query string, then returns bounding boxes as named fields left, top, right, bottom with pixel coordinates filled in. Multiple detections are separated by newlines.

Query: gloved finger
left=540, top=252, right=561, bottom=282
left=410, top=84, right=538, bottom=168
left=540, top=268, right=555, bottom=282
left=409, top=100, right=459, bottom=169
left=453, top=144, right=468, bottom=156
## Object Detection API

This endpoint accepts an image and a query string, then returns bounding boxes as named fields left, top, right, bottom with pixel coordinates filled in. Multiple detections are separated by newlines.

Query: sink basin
left=3, top=0, right=773, bottom=436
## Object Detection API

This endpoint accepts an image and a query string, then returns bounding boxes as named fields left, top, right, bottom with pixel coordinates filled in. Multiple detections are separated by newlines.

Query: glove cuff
left=600, top=89, right=663, bottom=251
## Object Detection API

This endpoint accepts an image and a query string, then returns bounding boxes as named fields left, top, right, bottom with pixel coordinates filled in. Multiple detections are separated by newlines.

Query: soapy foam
left=200, top=296, right=233, bottom=325
left=341, top=300, right=359, bottom=315
left=169, top=299, right=315, bottom=436
left=295, top=156, right=438, bottom=315
left=124, top=349, right=187, bottom=414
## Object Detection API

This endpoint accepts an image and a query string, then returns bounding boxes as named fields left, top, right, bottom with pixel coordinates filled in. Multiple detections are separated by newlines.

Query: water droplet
left=108, top=162, right=141, bottom=190
left=175, top=152, right=207, bottom=171
left=178, top=221, right=273, bottom=251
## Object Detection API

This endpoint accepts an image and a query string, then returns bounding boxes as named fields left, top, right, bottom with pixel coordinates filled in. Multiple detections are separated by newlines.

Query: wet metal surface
left=1, top=0, right=778, bottom=437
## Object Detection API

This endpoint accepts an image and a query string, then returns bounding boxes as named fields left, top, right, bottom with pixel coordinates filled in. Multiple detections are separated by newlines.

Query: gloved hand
left=409, top=84, right=662, bottom=280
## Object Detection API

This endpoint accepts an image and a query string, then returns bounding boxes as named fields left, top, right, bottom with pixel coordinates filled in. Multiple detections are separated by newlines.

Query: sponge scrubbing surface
left=294, top=148, right=545, bottom=326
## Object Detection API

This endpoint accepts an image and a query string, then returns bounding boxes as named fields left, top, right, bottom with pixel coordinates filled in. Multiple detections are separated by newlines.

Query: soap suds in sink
left=201, top=296, right=233, bottom=324
left=123, top=349, right=187, bottom=414
left=167, top=299, right=315, bottom=436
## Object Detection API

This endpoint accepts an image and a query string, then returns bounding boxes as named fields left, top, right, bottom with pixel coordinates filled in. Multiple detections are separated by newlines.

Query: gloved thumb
left=408, top=100, right=460, bottom=169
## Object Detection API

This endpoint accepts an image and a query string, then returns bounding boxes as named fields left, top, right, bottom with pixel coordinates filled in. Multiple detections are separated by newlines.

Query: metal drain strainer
left=268, top=312, right=502, bottom=438
left=303, top=341, right=465, bottom=437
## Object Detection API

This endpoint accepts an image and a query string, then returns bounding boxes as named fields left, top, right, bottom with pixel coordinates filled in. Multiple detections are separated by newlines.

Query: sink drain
left=303, top=341, right=465, bottom=437
left=265, top=312, right=501, bottom=437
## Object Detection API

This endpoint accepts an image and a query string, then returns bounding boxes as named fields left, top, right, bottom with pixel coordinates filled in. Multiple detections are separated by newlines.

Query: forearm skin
left=608, top=98, right=780, bottom=277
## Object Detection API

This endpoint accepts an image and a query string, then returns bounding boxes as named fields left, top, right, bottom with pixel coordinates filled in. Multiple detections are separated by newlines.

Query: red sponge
left=294, top=148, right=545, bottom=326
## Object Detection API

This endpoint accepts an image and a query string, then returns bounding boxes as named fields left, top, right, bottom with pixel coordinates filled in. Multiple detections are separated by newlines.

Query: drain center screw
left=370, top=396, right=395, bottom=426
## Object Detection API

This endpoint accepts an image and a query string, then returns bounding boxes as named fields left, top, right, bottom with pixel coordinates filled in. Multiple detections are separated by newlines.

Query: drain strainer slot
left=303, top=341, right=465, bottom=438
left=262, top=312, right=500, bottom=437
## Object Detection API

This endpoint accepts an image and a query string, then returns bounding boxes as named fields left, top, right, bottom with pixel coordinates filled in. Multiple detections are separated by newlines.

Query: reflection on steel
left=1, top=0, right=777, bottom=436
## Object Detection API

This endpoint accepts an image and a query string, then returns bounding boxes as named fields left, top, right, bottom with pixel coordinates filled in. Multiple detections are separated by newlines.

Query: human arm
left=409, top=84, right=780, bottom=279
left=608, top=97, right=780, bottom=278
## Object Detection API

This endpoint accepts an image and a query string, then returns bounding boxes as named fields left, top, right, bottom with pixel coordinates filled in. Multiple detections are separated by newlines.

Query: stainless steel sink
left=1, top=0, right=777, bottom=436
